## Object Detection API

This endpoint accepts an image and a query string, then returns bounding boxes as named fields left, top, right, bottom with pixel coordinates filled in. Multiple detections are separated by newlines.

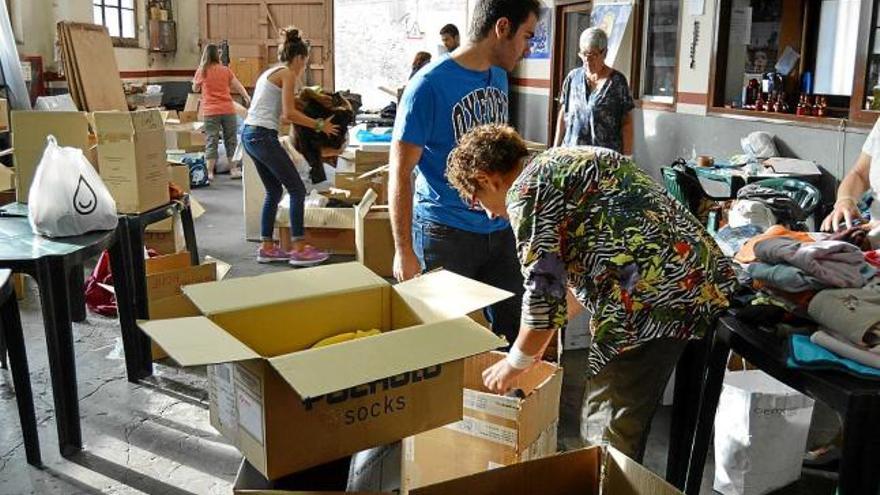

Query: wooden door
left=549, top=1, right=592, bottom=144
left=199, top=0, right=334, bottom=90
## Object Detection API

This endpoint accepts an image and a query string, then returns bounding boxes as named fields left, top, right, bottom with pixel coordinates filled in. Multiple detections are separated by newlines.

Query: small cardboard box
left=0, top=98, right=8, bottom=131
left=402, top=352, right=562, bottom=491
left=279, top=203, right=358, bottom=255
left=338, top=149, right=390, bottom=175
left=335, top=166, right=388, bottom=204
left=165, top=122, right=206, bottom=152
left=139, top=263, right=510, bottom=480
left=410, top=445, right=684, bottom=495
left=144, top=213, right=186, bottom=254
left=94, top=109, right=171, bottom=214
left=0, top=165, right=14, bottom=191
left=355, top=190, right=394, bottom=278
left=11, top=111, right=90, bottom=202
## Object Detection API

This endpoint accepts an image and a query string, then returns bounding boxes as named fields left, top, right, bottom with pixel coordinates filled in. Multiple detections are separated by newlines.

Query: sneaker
left=289, top=245, right=330, bottom=267
left=230, top=167, right=243, bottom=180
left=256, top=246, right=290, bottom=263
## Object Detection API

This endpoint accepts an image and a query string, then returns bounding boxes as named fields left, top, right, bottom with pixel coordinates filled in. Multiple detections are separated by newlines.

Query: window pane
left=105, top=6, right=120, bottom=37
left=104, top=0, right=119, bottom=6
left=814, top=0, right=860, bottom=96
left=722, top=0, right=783, bottom=107
left=643, top=0, right=679, bottom=99
left=121, top=0, right=134, bottom=8
left=93, top=6, right=103, bottom=25
left=121, top=8, right=135, bottom=38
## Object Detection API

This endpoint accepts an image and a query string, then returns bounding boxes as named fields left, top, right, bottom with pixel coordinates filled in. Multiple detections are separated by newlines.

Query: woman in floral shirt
left=447, top=125, right=737, bottom=460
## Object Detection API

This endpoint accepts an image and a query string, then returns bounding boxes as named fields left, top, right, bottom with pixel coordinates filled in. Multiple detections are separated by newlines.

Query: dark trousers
left=412, top=215, right=524, bottom=344
left=242, top=125, right=306, bottom=240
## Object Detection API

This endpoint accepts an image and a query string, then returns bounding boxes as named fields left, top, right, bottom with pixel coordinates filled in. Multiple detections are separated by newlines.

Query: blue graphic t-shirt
left=393, top=57, right=510, bottom=234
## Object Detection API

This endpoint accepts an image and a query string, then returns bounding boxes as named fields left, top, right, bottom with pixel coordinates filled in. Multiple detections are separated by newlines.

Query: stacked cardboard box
left=139, top=263, right=510, bottom=480
left=165, top=122, right=207, bottom=152
left=402, top=352, right=562, bottom=491
left=144, top=252, right=222, bottom=360
left=335, top=149, right=390, bottom=203
left=93, top=109, right=170, bottom=214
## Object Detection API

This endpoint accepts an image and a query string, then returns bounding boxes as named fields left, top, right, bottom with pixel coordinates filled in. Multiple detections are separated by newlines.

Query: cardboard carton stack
left=402, top=352, right=563, bottom=491
left=164, top=94, right=206, bottom=153
left=139, top=263, right=510, bottom=480
left=335, top=149, right=390, bottom=203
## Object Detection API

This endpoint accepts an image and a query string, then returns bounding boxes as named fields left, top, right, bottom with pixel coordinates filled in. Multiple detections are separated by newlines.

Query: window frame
left=93, top=0, right=139, bottom=48
left=708, top=0, right=878, bottom=128
left=634, top=0, right=682, bottom=110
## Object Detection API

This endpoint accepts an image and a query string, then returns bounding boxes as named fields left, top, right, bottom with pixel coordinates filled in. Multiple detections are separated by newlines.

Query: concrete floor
left=0, top=172, right=838, bottom=494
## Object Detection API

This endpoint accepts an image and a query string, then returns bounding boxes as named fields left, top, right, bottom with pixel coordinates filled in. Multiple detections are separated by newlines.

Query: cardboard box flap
left=129, top=109, right=164, bottom=131
left=395, top=270, right=513, bottom=322
left=355, top=188, right=379, bottom=219
left=603, top=447, right=683, bottom=494
left=183, top=262, right=387, bottom=315
left=138, top=316, right=259, bottom=366
left=93, top=111, right=135, bottom=143
left=268, top=317, right=506, bottom=399
left=304, top=206, right=356, bottom=229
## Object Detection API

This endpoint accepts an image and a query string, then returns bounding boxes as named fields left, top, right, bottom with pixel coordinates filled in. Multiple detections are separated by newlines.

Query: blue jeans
left=413, top=215, right=524, bottom=344
left=242, top=125, right=306, bottom=240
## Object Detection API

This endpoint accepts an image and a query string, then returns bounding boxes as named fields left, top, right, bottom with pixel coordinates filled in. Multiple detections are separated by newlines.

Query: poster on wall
left=526, top=7, right=552, bottom=59
left=590, top=2, right=634, bottom=66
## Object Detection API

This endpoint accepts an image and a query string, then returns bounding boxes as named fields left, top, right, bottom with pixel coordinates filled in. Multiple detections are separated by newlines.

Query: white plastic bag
left=713, top=370, right=815, bottom=495
left=728, top=200, right=777, bottom=230
left=346, top=443, right=401, bottom=493
left=28, top=136, right=118, bottom=237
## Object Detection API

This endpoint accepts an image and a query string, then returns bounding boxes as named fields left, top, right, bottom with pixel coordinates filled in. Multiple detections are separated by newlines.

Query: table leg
left=35, top=257, right=82, bottom=456
left=180, top=204, right=199, bottom=265
left=667, top=336, right=710, bottom=489
left=684, top=329, right=730, bottom=495
left=0, top=314, right=6, bottom=369
left=1, top=293, right=41, bottom=465
left=126, top=219, right=154, bottom=381
left=837, top=398, right=880, bottom=494
left=109, top=220, right=152, bottom=382
left=67, top=263, right=86, bottom=323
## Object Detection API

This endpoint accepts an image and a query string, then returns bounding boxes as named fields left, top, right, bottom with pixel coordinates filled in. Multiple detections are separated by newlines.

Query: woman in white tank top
left=242, top=27, right=339, bottom=266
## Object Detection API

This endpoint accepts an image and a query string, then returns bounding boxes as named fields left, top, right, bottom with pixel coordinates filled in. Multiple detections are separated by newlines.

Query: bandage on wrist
left=835, top=196, right=857, bottom=207
left=506, top=346, right=537, bottom=370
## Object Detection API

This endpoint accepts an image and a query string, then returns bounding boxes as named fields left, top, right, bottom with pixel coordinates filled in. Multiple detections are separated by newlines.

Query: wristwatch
left=314, top=118, right=325, bottom=133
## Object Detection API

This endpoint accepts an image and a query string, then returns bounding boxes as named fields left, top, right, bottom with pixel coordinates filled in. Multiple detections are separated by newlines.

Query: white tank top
left=244, top=67, right=285, bottom=130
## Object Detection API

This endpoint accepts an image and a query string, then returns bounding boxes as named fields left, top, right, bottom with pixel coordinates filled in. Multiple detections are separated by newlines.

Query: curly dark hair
left=446, top=124, right=529, bottom=202
left=278, top=26, right=309, bottom=63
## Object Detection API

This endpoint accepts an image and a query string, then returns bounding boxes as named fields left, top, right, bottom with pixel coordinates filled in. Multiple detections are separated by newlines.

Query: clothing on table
left=293, top=89, right=355, bottom=184
left=735, top=184, right=808, bottom=230
left=559, top=68, right=634, bottom=152
left=745, top=262, right=826, bottom=292
left=393, top=56, right=510, bottom=234
left=581, top=338, right=687, bottom=461
left=807, top=285, right=880, bottom=347
left=713, top=224, right=766, bottom=258
left=754, top=238, right=873, bottom=288
left=811, top=331, right=880, bottom=369
left=412, top=215, right=523, bottom=343
left=194, top=64, right=236, bottom=116
left=788, top=334, right=880, bottom=379
left=203, top=114, right=238, bottom=161
left=241, top=125, right=306, bottom=240
left=507, top=147, right=737, bottom=375
left=862, top=118, right=880, bottom=220
left=244, top=67, right=284, bottom=131
left=829, top=224, right=872, bottom=251
left=735, top=225, right=818, bottom=264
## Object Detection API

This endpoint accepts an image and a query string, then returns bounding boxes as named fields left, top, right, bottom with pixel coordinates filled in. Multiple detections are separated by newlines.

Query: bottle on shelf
left=817, top=96, right=828, bottom=117
left=755, top=93, right=766, bottom=112
left=796, top=94, right=806, bottom=116
left=812, top=96, right=822, bottom=117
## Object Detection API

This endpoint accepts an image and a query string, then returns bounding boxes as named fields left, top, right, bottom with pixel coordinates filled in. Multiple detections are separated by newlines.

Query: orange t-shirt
left=193, top=65, right=235, bottom=116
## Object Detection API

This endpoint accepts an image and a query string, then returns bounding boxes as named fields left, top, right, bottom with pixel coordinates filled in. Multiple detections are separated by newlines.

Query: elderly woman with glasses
left=554, top=27, right=634, bottom=154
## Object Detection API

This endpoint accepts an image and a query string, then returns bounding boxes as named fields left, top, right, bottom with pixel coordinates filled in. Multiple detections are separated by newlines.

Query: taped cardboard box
left=402, top=352, right=562, bottom=491
left=165, top=122, right=206, bottom=152
left=94, top=109, right=171, bottom=214
left=11, top=111, right=90, bottom=202
left=411, top=445, right=684, bottom=495
left=355, top=189, right=394, bottom=278
left=139, top=263, right=510, bottom=480
left=278, top=202, right=358, bottom=255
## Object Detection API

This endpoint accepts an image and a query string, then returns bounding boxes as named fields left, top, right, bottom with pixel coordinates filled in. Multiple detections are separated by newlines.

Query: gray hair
left=579, top=27, right=608, bottom=53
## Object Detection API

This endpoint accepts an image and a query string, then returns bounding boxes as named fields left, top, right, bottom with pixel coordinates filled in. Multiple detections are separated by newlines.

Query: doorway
left=549, top=1, right=592, bottom=144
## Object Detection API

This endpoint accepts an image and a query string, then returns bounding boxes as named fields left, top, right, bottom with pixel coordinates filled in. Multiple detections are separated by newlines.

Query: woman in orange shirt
left=192, top=44, right=251, bottom=180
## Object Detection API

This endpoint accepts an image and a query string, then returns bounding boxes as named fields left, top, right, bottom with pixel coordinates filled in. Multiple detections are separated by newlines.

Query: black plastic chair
left=0, top=269, right=41, bottom=465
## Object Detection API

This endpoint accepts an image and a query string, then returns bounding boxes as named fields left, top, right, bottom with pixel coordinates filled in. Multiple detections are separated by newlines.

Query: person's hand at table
left=483, top=358, right=529, bottom=394
left=821, top=197, right=860, bottom=232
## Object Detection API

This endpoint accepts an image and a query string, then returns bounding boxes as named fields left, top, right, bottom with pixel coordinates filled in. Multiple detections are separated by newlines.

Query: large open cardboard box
left=11, top=111, right=90, bottom=202
left=410, top=445, right=684, bottom=495
left=402, top=352, right=562, bottom=491
left=139, top=263, right=510, bottom=480
left=94, top=109, right=170, bottom=214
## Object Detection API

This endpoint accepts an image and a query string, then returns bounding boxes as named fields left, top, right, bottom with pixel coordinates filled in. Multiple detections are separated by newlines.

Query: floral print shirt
left=507, top=147, right=738, bottom=374
left=560, top=67, right=634, bottom=153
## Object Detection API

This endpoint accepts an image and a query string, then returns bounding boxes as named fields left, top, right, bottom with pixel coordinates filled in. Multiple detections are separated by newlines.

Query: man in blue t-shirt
left=390, top=0, right=540, bottom=343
